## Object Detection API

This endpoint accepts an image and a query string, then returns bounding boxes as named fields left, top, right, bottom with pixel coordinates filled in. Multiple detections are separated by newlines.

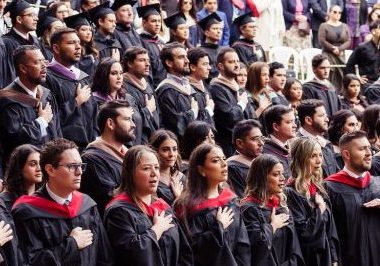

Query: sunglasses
left=332, top=10, right=341, bottom=14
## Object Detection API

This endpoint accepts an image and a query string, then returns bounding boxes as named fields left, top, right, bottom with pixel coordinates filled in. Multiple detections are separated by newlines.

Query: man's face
left=21, top=49, right=47, bottom=85
left=270, top=68, right=287, bottom=92
left=53, top=32, right=81, bottom=65
left=274, top=111, right=297, bottom=140
left=142, top=14, right=161, bottom=35
left=311, top=106, right=329, bottom=133
left=344, top=137, right=372, bottom=173
left=204, top=22, right=222, bottom=43
left=240, top=21, right=256, bottom=39
left=204, top=0, right=217, bottom=12
left=313, top=59, right=331, bottom=80
left=18, top=7, right=38, bottom=31
left=239, top=127, right=264, bottom=159
left=220, top=51, right=240, bottom=78
left=113, top=107, right=136, bottom=143
left=167, top=47, right=190, bottom=76
left=99, top=13, right=117, bottom=34
left=190, top=55, right=211, bottom=79
left=128, top=53, right=150, bottom=78
left=116, top=4, right=134, bottom=25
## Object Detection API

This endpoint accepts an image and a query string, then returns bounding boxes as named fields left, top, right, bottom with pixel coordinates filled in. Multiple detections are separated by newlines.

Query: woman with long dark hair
left=241, top=154, right=304, bottom=265
left=177, top=0, right=199, bottom=46
left=340, top=74, right=368, bottom=113
left=174, top=143, right=251, bottom=265
left=104, top=145, right=193, bottom=266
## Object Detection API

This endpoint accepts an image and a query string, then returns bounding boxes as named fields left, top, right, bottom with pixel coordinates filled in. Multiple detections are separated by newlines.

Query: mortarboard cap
left=4, top=0, right=32, bottom=19
left=197, top=12, right=222, bottom=31
left=233, top=12, right=254, bottom=28
left=136, top=3, right=160, bottom=19
left=64, top=12, right=91, bottom=28
left=36, top=15, right=60, bottom=37
left=111, top=0, right=137, bottom=11
left=164, top=12, right=186, bottom=29
left=88, top=1, right=114, bottom=23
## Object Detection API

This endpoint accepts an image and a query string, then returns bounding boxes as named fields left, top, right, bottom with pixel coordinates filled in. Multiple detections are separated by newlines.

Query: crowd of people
left=0, top=0, right=380, bottom=265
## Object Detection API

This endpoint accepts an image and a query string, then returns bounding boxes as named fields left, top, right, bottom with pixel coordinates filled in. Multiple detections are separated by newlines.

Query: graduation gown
left=39, top=41, right=54, bottom=62
left=178, top=189, right=251, bottom=266
left=227, top=160, right=249, bottom=198
left=113, top=24, right=142, bottom=51
left=0, top=82, right=62, bottom=162
left=104, top=193, right=193, bottom=266
left=302, top=80, right=341, bottom=118
left=76, top=54, right=98, bottom=80
left=263, top=139, right=291, bottom=179
left=325, top=171, right=380, bottom=266
left=189, top=81, right=215, bottom=126
left=370, top=155, right=380, bottom=176
left=232, top=39, right=266, bottom=67
left=285, top=186, right=339, bottom=266
left=45, top=65, right=98, bottom=150
left=240, top=196, right=304, bottom=266
left=200, top=43, right=220, bottom=81
left=11, top=186, right=114, bottom=266
left=93, top=31, right=122, bottom=61
left=140, top=32, right=166, bottom=88
left=364, top=82, right=380, bottom=105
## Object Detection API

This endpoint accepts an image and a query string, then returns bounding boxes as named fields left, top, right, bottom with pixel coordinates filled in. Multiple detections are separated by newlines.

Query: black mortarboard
left=233, top=12, right=254, bottom=27
left=197, top=12, right=222, bottom=31
left=136, top=3, right=160, bottom=19
left=64, top=12, right=91, bottom=28
left=4, top=0, right=32, bottom=19
left=164, top=12, right=186, bottom=29
left=111, top=0, right=137, bottom=11
left=88, top=1, right=114, bottom=23
left=36, top=15, right=60, bottom=37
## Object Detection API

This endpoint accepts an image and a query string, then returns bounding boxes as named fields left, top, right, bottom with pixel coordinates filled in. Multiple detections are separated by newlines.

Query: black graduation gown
left=104, top=194, right=193, bottom=266
left=200, top=43, right=220, bottom=81
left=93, top=31, right=122, bottom=61
left=0, top=29, right=41, bottom=88
left=80, top=145, right=122, bottom=218
left=113, top=24, right=142, bottom=51
left=209, top=82, right=256, bottom=157
left=76, top=54, right=98, bottom=80
left=263, top=139, right=291, bottom=179
left=232, top=38, right=266, bottom=67
left=325, top=171, right=380, bottom=266
left=39, top=41, right=54, bottom=62
left=156, top=80, right=197, bottom=139
left=240, top=198, right=304, bottom=266
left=0, top=82, right=62, bottom=162
left=124, top=78, right=160, bottom=144
left=179, top=189, right=251, bottom=266
left=364, top=82, right=380, bottom=104
left=11, top=186, right=114, bottom=266
left=227, top=160, right=249, bottom=198
left=302, top=80, right=341, bottom=118
left=285, top=187, right=339, bottom=266
left=140, top=32, right=166, bottom=88
left=45, top=67, right=98, bottom=150
left=191, top=84, right=215, bottom=126
left=370, top=155, right=380, bottom=176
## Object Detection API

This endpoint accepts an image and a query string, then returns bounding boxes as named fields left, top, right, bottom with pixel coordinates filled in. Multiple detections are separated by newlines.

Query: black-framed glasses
left=57, top=163, right=87, bottom=172
left=20, top=13, right=38, bottom=18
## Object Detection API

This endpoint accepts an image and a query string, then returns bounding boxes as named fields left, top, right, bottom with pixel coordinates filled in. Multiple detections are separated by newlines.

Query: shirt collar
left=46, top=184, right=73, bottom=205
left=15, top=77, right=37, bottom=98
left=299, top=127, right=328, bottom=147
left=51, top=58, right=81, bottom=80
left=270, top=134, right=287, bottom=149
left=13, top=27, right=30, bottom=40
left=167, top=73, right=190, bottom=87
left=343, top=166, right=366, bottom=179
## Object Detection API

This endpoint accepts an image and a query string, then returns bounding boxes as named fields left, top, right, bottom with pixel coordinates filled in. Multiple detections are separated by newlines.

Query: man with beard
left=227, top=119, right=264, bottom=198
left=0, top=0, right=40, bottom=87
left=156, top=42, right=197, bottom=139
left=137, top=3, right=166, bottom=88
left=302, top=54, right=341, bottom=118
left=262, top=105, right=297, bottom=179
left=46, top=28, right=98, bottom=151
left=122, top=47, right=160, bottom=144
left=81, top=101, right=135, bottom=217
left=0, top=45, right=62, bottom=176
left=297, top=99, right=340, bottom=177
left=268, top=62, right=289, bottom=106
left=232, top=12, right=266, bottom=66
left=325, top=130, right=380, bottom=266
left=111, top=0, right=142, bottom=51
left=209, top=47, right=255, bottom=157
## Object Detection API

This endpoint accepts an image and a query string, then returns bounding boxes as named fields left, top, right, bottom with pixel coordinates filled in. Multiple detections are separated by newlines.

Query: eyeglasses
left=251, top=136, right=266, bottom=142
left=20, top=12, right=38, bottom=18
left=57, top=163, right=87, bottom=172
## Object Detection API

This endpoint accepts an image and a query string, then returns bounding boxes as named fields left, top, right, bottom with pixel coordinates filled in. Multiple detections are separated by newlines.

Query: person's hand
left=315, top=193, right=327, bottom=213
left=111, top=48, right=120, bottom=61
left=191, top=97, right=199, bottom=114
left=363, top=198, right=380, bottom=208
left=0, top=221, right=13, bottom=246
left=145, top=94, right=156, bottom=113
left=260, top=95, right=271, bottom=110
left=295, top=15, right=307, bottom=22
left=358, top=75, right=368, bottom=85
left=206, top=94, right=215, bottom=111
left=151, top=210, right=175, bottom=240
left=70, top=227, right=93, bottom=250
left=216, top=207, right=234, bottom=230
left=38, top=102, right=53, bottom=123
left=237, top=91, right=248, bottom=106
left=332, top=47, right=340, bottom=56
left=270, top=208, right=289, bottom=233
left=170, top=172, right=184, bottom=198
left=75, top=84, right=91, bottom=106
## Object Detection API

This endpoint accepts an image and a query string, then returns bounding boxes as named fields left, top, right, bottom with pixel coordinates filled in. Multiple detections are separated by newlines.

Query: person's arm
left=318, top=23, right=336, bottom=51
left=338, top=24, right=352, bottom=51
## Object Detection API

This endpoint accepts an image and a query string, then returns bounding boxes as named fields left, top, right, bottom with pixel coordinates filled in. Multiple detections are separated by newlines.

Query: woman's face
left=22, top=152, right=43, bottom=185
left=77, top=25, right=93, bottom=43
left=347, top=79, right=361, bottom=98
left=343, top=115, right=360, bottom=133
left=181, top=0, right=193, bottom=12
left=308, top=145, right=323, bottom=176
left=267, top=163, right=285, bottom=195
left=371, top=8, right=380, bottom=22
left=134, top=152, right=160, bottom=195
left=108, top=62, right=123, bottom=92
left=289, top=81, right=303, bottom=101
left=236, top=67, right=247, bottom=87
left=158, top=138, right=178, bottom=169
left=329, top=6, right=342, bottom=21
left=173, top=24, right=189, bottom=41
left=260, top=66, right=270, bottom=87
left=198, top=147, right=228, bottom=184
left=55, top=5, right=70, bottom=21
left=203, top=129, right=215, bottom=144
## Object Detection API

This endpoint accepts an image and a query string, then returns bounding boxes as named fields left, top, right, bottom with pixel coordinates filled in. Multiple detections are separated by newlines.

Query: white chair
left=268, top=46, right=300, bottom=76
left=299, top=48, right=322, bottom=82
left=345, top=49, right=353, bottom=63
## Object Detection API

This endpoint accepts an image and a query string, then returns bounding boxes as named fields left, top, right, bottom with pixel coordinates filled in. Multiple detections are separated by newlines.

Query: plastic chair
left=268, top=46, right=300, bottom=77
left=299, top=48, right=322, bottom=82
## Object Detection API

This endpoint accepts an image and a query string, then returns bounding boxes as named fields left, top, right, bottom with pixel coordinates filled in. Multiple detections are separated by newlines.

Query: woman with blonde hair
left=286, top=137, right=339, bottom=266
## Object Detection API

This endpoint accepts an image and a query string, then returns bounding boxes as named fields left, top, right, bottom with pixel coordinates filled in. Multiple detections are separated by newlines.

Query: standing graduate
left=81, top=101, right=135, bottom=217
left=232, top=12, right=266, bottom=67
left=12, top=138, right=114, bottom=265
left=104, top=145, right=193, bottom=266
left=287, top=138, right=339, bottom=266
left=241, top=154, right=304, bottom=266
left=1, top=0, right=41, bottom=88
left=36, top=15, right=64, bottom=62
left=137, top=3, right=166, bottom=88
left=325, top=131, right=380, bottom=266
left=111, top=0, right=142, bottom=51
left=164, top=12, right=192, bottom=49
left=122, top=47, right=160, bottom=144
left=46, top=28, right=98, bottom=151
left=88, top=1, right=122, bottom=61
left=174, top=143, right=251, bottom=265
